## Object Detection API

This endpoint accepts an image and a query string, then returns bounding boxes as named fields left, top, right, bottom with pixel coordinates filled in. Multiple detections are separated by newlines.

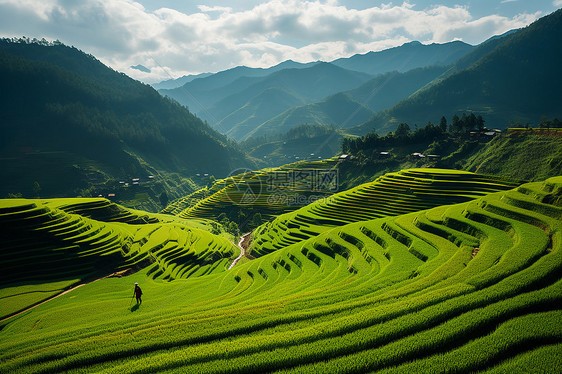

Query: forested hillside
left=0, top=39, right=253, bottom=208
left=339, top=115, right=562, bottom=188
left=353, top=9, right=562, bottom=135
left=176, top=62, right=372, bottom=140
left=254, top=66, right=449, bottom=140
left=158, top=41, right=476, bottom=143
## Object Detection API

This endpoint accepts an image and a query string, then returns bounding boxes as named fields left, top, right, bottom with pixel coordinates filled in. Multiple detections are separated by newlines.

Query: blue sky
left=0, top=0, right=560, bottom=83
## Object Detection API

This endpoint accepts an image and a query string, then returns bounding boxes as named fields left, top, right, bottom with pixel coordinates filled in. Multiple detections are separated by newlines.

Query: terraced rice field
left=1, top=173, right=561, bottom=373
left=164, top=158, right=339, bottom=221
left=251, top=168, right=519, bottom=256
left=0, top=198, right=238, bottom=319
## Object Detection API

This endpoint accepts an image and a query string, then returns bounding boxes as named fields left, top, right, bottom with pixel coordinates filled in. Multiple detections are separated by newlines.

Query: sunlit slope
left=1, top=177, right=561, bottom=373
left=166, top=158, right=339, bottom=221
left=44, top=197, right=221, bottom=230
left=0, top=198, right=238, bottom=319
left=252, top=168, right=519, bottom=256
left=0, top=199, right=129, bottom=285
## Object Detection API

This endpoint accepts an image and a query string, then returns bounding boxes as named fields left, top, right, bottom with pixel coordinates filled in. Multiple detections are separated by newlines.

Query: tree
left=159, top=191, right=169, bottom=208
left=228, top=221, right=239, bottom=237
left=394, top=123, right=411, bottom=138
left=237, top=210, right=247, bottom=225
left=439, top=116, right=447, bottom=132
left=451, top=114, right=461, bottom=133
left=33, top=181, right=41, bottom=198
left=476, top=115, right=485, bottom=130
left=251, top=212, right=263, bottom=229
left=466, top=113, right=478, bottom=131
left=217, top=212, right=228, bottom=226
left=460, top=113, right=469, bottom=132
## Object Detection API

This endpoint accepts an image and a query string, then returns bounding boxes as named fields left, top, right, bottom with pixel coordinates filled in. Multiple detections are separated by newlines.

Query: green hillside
left=162, top=62, right=372, bottom=139
left=246, top=66, right=449, bottom=141
left=224, top=87, right=307, bottom=140
left=0, top=197, right=237, bottom=319
left=162, top=158, right=340, bottom=232
left=251, top=168, right=519, bottom=257
left=339, top=118, right=562, bottom=188
left=352, top=9, right=562, bottom=135
left=348, top=66, right=450, bottom=112
left=242, top=124, right=343, bottom=167
left=204, top=63, right=372, bottom=137
left=246, top=92, right=374, bottom=140
left=0, top=39, right=252, bottom=208
left=1, top=175, right=561, bottom=372
left=464, top=130, right=562, bottom=181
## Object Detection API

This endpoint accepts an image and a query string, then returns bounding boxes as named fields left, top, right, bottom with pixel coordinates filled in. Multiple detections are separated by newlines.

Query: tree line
left=341, top=113, right=486, bottom=154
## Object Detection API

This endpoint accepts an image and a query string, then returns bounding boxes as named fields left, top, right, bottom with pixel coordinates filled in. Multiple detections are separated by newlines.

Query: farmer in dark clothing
left=133, top=282, right=143, bottom=304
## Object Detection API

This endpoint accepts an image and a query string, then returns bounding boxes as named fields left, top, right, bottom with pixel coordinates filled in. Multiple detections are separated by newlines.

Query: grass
left=0, top=198, right=239, bottom=319
left=251, top=168, right=519, bottom=257
left=0, top=173, right=560, bottom=373
left=0, top=280, right=78, bottom=318
left=163, top=158, right=340, bottom=222
left=464, top=132, right=562, bottom=182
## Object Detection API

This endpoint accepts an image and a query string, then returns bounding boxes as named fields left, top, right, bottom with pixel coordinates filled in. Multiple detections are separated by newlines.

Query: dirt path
left=0, top=269, right=133, bottom=323
left=228, top=232, right=254, bottom=270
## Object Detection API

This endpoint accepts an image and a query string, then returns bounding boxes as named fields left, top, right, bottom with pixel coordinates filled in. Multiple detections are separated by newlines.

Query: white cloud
left=0, top=0, right=543, bottom=83
left=554, top=0, right=562, bottom=6
left=198, top=5, right=232, bottom=13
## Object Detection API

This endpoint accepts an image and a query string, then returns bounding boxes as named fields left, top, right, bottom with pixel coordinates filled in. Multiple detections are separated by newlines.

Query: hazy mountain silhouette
left=351, top=9, right=562, bottom=135
left=250, top=65, right=449, bottom=140
left=157, top=41, right=475, bottom=140
left=331, top=40, right=474, bottom=75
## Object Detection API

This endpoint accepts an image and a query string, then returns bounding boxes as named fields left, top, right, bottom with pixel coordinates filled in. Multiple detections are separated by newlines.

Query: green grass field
left=251, top=168, right=519, bottom=256
left=0, top=198, right=238, bottom=320
left=1, top=173, right=561, bottom=373
left=163, top=158, right=340, bottom=221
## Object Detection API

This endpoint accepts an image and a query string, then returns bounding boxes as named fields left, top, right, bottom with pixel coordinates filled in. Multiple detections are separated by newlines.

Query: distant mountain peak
left=351, top=9, right=562, bottom=135
left=330, top=40, right=474, bottom=75
left=130, top=64, right=150, bottom=73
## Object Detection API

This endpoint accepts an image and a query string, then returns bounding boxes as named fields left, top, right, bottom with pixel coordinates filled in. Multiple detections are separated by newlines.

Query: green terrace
left=0, top=198, right=238, bottom=320
left=166, top=158, right=339, bottom=221
left=0, top=175, right=560, bottom=372
left=251, top=168, right=519, bottom=257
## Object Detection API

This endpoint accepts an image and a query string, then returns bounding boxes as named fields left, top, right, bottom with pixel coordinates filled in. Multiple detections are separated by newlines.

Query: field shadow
left=130, top=304, right=140, bottom=312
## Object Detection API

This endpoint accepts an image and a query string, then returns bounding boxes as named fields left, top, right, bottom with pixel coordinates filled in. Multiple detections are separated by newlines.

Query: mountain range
left=157, top=10, right=561, bottom=141
left=330, top=40, right=474, bottom=75
left=0, top=39, right=253, bottom=204
left=247, top=65, right=449, bottom=140
left=1, top=9, right=561, bottom=202
left=352, top=9, right=562, bottom=134
left=157, top=40, right=474, bottom=140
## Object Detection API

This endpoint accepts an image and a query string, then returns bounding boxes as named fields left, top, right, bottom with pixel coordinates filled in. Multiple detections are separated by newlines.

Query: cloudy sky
left=1, top=0, right=560, bottom=83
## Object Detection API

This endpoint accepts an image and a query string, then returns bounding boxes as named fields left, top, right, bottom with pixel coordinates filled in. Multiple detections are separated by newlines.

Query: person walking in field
left=133, top=282, right=143, bottom=304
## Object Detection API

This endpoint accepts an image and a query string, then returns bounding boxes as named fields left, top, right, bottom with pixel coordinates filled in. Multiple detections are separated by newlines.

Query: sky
left=1, top=0, right=560, bottom=83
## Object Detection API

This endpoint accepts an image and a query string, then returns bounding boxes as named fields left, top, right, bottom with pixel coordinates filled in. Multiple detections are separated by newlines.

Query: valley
left=1, top=7, right=562, bottom=374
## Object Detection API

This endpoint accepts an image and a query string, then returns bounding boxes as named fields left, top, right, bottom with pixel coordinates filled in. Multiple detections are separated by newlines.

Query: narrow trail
left=3, top=233, right=256, bottom=322
left=229, top=232, right=255, bottom=270
left=0, top=269, right=133, bottom=323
